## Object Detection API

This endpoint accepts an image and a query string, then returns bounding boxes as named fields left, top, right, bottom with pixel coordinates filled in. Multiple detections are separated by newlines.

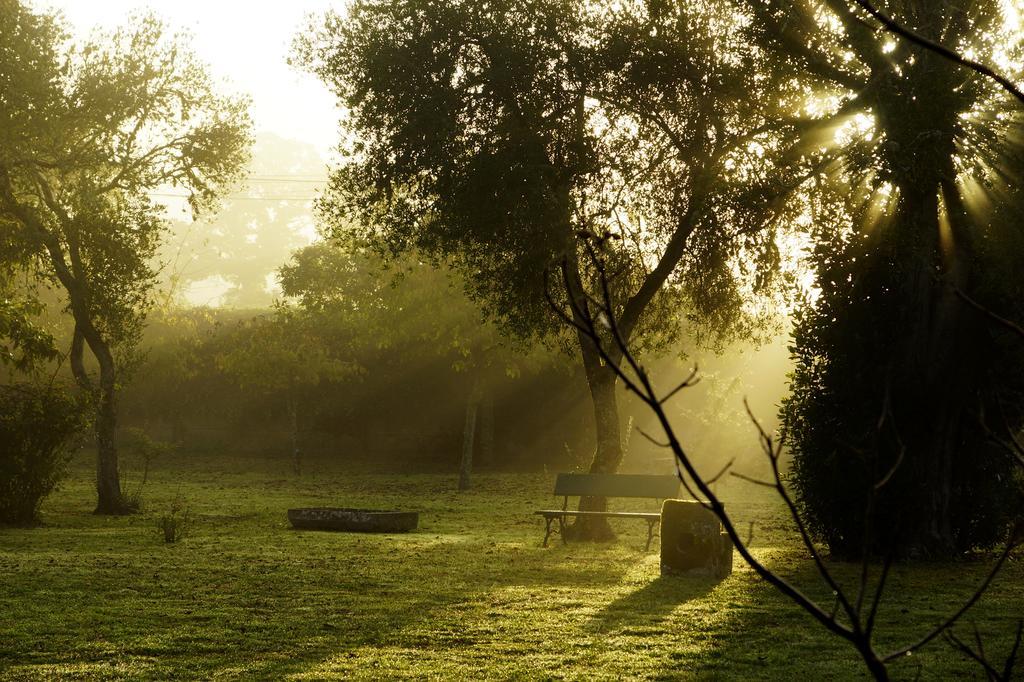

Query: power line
left=148, top=174, right=328, bottom=201
left=245, top=177, right=328, bottom=184
left=149, top=193, right=318, bottom=202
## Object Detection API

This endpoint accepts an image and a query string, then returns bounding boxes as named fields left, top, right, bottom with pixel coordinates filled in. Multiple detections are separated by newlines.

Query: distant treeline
left=119, top=309, right=594, bottom=472
left=117, top=246, right=597, bottom=473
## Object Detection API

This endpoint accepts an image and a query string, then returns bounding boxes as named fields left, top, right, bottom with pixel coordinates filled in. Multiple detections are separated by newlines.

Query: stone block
left=660, top=499, right=733, bottom=578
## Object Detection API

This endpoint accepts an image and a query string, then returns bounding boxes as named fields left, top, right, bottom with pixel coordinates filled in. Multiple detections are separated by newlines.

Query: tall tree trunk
left=868, top=40, right=978, bottom=557
left=70, top=324, right=126, bottom=514
left=569, top=359, right=623, bottom=541
left=94, top=353, right=123, bottom=514
left=288, top=393, right=302, bottom=477
left=886, top=178, right=971, bottom=557
left=79, top=333, right=125, bottom=515
left=459, top=378, right=481, bottom=491
left=585, top=365, right=624, bottom=477
left=894, top=250, right=967, bottom=556
left=69, top=326, right=91, bottom=393
left=478, top=387, right=494, bottom=467
left=558, top=218, right=626, bottom=541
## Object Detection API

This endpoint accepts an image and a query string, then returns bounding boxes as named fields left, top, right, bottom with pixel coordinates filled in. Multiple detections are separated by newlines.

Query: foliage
left=278, top=240, right=542, bottom=376
left=298, top=0, right=787, bottom=351
left=215, top=307, right=359, bottom=399
left=297, top=0, right=793, bottom=510
left=214, top=303, right=360, bottom=474
left=0, top=292, right=57, bottom=371
left=0, top=383, right=85, bottom=525
left=782, top=225, right=1024, bottom=557
left=118, top=263, right=582, bottom=471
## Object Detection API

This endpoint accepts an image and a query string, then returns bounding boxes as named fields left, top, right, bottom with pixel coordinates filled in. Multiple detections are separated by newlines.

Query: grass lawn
left=1, top=451, right=1021, bottom=680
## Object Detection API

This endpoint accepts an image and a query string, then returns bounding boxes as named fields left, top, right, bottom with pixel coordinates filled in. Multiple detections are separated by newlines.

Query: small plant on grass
left=121, top=427, right=174, bottom=511
left=156, top=495, right=191, bottom=544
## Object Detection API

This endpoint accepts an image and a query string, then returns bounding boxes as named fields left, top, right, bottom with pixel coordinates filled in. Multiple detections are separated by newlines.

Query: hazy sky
left=32, top=1, right=343, bottom=306
left=37, top=0, right=341, bottom=158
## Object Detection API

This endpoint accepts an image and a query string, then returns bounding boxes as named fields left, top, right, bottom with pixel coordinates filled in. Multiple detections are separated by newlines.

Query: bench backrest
left=553, top=473, right=680, bottom=499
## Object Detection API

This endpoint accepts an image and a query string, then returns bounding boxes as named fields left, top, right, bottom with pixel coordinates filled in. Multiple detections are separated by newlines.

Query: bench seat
left=535, top=510, right=660, bottom=519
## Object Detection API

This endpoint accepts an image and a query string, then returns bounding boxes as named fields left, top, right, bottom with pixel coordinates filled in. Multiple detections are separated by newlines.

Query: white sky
left=36, top=0, right=342, bottom=159
left=33, top=1, right=344, bottom=306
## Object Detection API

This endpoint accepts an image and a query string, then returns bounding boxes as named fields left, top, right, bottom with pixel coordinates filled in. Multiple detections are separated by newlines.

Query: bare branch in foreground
left=944, top=619, right=1023, bottom=681
left=637, top=427, right=671, bottom=449
left=660, top=366, right=700, bottom=405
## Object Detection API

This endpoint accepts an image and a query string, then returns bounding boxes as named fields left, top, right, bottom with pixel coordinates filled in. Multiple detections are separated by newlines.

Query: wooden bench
left=535, top=473, right=681, bottom=549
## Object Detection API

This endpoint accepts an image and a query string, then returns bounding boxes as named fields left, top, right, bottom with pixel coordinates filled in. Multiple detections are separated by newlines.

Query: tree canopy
left=298, top=0, right=797, bottom=536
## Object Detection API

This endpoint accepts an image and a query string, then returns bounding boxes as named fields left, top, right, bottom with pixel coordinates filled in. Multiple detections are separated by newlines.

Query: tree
left=0, top=2, right=252, bottom=513
left=216, top=306, right=358, bottom=476
left=736, top=0, right=1024, bottom=557
left=297, top=0, right=792, bottom=537
left=552, top=244, right=1022, bottom=680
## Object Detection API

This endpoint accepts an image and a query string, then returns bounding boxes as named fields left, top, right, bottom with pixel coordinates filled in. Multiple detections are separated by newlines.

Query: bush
left=156, top=495, right=190, bottom=543
left=121, top=427, right=174, bottom=510
left=0, top=383, right=85, bottom=525
left=782, top=237, right=1024, bottom=558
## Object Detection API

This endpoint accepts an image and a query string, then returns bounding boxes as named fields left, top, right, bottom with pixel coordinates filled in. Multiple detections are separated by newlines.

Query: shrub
left=0, top=383, right=85, bottom=525
left=156, top=495, right=190, bottom=543
left=121, top=427, right=174, bottom=510
left=782, top=239, right=1024, bottom=558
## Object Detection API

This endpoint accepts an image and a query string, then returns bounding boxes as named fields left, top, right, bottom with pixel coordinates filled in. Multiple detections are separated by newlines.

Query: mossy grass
left=0, top=450, right=1020, bottom=679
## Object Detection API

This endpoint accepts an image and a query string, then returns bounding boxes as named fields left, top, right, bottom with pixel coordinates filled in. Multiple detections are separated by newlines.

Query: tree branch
left=851, top=0, right=1024, bottom=104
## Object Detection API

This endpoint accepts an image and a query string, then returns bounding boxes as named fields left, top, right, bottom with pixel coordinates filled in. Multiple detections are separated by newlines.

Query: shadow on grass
left=197, top=536, right=642, bottom=678
left=655, top=550, right=1024, bottom=679
left=589, top=574, right=724, bottom=634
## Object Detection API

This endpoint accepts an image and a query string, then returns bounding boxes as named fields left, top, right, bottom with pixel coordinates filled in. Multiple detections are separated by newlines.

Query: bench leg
left=542, top=516, right=555, bottom=547
left=558, top=514, right=568, bottom=545
left=645, top=519, right=659, bottom=551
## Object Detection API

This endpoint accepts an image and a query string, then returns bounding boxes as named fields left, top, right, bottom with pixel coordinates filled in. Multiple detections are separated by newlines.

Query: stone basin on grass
left=287, top=507, right=419, bottom=533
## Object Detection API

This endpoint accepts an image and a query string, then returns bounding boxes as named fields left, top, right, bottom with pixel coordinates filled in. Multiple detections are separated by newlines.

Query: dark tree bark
left=70, top=322, right=127, bottom=514
left=459, top=379, right=481, bottom=491
left=478, top=387, right=494, bottom=467
left=874, top=44, right=978, bottom=555
left=562, top=234, right=624, bottom=541
left=93, top=342, right=123, bottom=514
left=288, top=393, right=302, bottom=477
